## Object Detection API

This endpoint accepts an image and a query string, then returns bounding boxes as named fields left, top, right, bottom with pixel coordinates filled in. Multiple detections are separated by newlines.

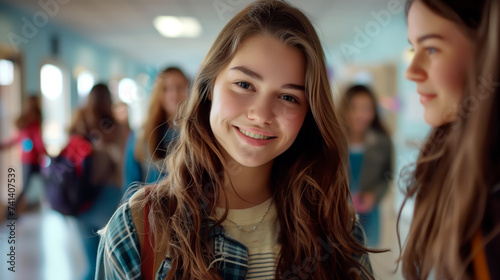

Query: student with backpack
left=401, top=0, right=500, bottom=278
left=1, top=95, right=46, bottom=215
left=96, top=1, right=375, bottom=279
left=65, top=84, right=128, bottom=280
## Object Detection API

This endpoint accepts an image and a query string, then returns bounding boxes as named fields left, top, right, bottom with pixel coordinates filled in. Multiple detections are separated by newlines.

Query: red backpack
left=44, top=135, right=101, bottom=215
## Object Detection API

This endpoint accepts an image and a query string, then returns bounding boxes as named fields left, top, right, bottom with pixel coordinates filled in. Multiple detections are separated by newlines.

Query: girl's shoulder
left=365, top=129, right=392, bottom=152
left=100, top=203, right=140, bottom=247
left=96, top=203, right=143, bottom=279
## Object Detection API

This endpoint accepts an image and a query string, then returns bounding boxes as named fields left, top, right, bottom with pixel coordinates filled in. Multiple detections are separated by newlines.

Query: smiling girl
left=96, top=1, right=373, bottom=279
left=401, top=0, right=500, bottom=279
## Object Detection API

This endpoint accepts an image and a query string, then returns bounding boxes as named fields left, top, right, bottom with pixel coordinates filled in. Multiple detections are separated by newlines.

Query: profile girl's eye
left=236, top=81, right=252, bottom=90
left=426, top=47, right=437, bottom=55
left=281, top=95, right=298, bottom=103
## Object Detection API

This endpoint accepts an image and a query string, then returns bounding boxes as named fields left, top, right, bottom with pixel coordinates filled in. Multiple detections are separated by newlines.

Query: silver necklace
left=225, top=200, right=273, bottom=233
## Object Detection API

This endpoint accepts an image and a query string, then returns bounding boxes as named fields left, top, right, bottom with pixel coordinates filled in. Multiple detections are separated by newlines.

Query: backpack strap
left=472, top=229, right=492, bottom=280
left=141, top=199, right=156, bottom=280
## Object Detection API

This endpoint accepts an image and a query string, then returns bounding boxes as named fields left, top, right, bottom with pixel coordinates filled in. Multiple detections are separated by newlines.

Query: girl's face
left=210, top=34, right=309, bottom=168
left=405, top=1, right=474, bottom=127
left=348, top=93, right=375, bottom=136
left=161, top=72, right=188, bottom=118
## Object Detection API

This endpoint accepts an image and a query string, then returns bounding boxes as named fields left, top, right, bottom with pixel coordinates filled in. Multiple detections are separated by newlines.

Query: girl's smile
left=234, top=125, right=277, bottom=146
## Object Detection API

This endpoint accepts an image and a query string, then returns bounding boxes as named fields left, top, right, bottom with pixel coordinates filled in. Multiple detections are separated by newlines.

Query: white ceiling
left=4, top=0, right=400, bottom=73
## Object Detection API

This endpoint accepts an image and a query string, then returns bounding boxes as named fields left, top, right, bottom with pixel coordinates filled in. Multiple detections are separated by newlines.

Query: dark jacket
left=358, top=129, right=393, bottom=204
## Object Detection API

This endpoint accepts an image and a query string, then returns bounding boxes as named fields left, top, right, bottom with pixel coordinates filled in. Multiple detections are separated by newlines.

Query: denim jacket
left=96, top=203, right=373, bottom=279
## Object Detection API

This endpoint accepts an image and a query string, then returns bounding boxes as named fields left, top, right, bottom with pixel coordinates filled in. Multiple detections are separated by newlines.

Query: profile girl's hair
left=399, top=0, right=494, bottom=279
left=341, top=84, right=389, bottom=137
left=405, top=0, right=484, bottom=38
left=69, top=83, right=117, bottom=142
left=134, top=67, right=189, bottom=162
left=125, top=1, right=372, bottom=279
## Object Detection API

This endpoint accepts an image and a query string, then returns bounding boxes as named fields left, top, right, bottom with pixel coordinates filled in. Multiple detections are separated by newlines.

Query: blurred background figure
left=69, top=83, right=128, bottom=280
left=0, top=95, right=46, bottom=215
left=122, top=67, right=189, bottom=198
left=113, top=101, right=131, bottom=137
left=342, top=85, right=393, bottom=248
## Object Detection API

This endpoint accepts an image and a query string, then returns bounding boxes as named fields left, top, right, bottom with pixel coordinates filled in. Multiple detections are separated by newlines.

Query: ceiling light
left=154, top=16, right=202, bottom=38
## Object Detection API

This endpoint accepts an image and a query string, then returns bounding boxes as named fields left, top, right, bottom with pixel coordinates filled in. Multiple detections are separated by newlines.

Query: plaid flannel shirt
left=96, top=203, right=372, bottom=280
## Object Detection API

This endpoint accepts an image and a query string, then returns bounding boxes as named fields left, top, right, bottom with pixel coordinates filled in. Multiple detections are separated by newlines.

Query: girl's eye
left=236, top=81, right=252, bottom=90
left=281, top=95, right=298, bottom=103
left=426, top=47, right=437, bottom=54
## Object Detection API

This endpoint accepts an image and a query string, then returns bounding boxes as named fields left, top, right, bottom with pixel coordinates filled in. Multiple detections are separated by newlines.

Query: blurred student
left=1, top=95, right=46, bottom=214
left=70, top=84, right=128, bottom=280
left=122, top=67, right=188, bottom=198
left=401, top=0, right=499, bottom=278
left=342, top=85, right=393, bottom=248
left=113, top=101, right=131, bottom=136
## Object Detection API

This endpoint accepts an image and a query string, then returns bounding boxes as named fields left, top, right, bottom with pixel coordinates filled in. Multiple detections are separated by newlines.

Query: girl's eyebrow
left=408, top=33, right=446, bottom=45
left=230, top=66, right=305, bottom=91
left=231, top=66, right=263, bottom=81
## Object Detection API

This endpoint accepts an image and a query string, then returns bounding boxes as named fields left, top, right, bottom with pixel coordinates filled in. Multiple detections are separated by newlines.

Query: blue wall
left=0, top=3, right=155, bottom=109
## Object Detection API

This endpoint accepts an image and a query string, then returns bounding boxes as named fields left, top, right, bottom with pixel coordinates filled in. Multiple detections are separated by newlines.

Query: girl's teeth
left=238, top=128, right=273, bottom=140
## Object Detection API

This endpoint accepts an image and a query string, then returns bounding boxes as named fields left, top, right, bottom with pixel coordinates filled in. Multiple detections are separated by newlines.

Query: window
left=77, top=70, right=95, bottom=99
left=40, top=62, right=69, bottom=156
left=0, top=59, right=14, bottom=86
left=40, top=64, right=63, bottom=99
left=118, top=78, right=138, bottom=104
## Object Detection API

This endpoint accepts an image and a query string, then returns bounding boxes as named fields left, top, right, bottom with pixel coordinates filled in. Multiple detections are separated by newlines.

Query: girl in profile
left=401, top=0, right=499, bottom=278
left=97, top=1, right=374, bottom=279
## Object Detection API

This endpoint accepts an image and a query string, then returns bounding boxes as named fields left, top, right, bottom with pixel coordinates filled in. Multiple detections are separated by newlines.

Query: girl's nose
left=405, top=55, right=427, bottom=82
left=247, top=96, right=274, bottom=125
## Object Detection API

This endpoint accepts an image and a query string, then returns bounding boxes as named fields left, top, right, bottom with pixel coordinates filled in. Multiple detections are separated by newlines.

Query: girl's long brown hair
left=134, top=67, right=188, bottom=162
left=69, top=83, right=118, bottom=143
left=123, top=1, right=372, bottom=279
left=16, top=95, right=42, bottom=129
left=399, top=0, right=498, bottom=279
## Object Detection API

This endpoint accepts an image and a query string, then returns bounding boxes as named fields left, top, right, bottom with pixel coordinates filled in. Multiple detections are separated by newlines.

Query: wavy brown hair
left=134, top=67, right=189, bottom=162
left=16, top=95, right=42, bottom=129
left=399, top=0, right=497, bottom=279
left=69, top=83, right=119, bottom=143
left=124, top=1, right=373, bottom=279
